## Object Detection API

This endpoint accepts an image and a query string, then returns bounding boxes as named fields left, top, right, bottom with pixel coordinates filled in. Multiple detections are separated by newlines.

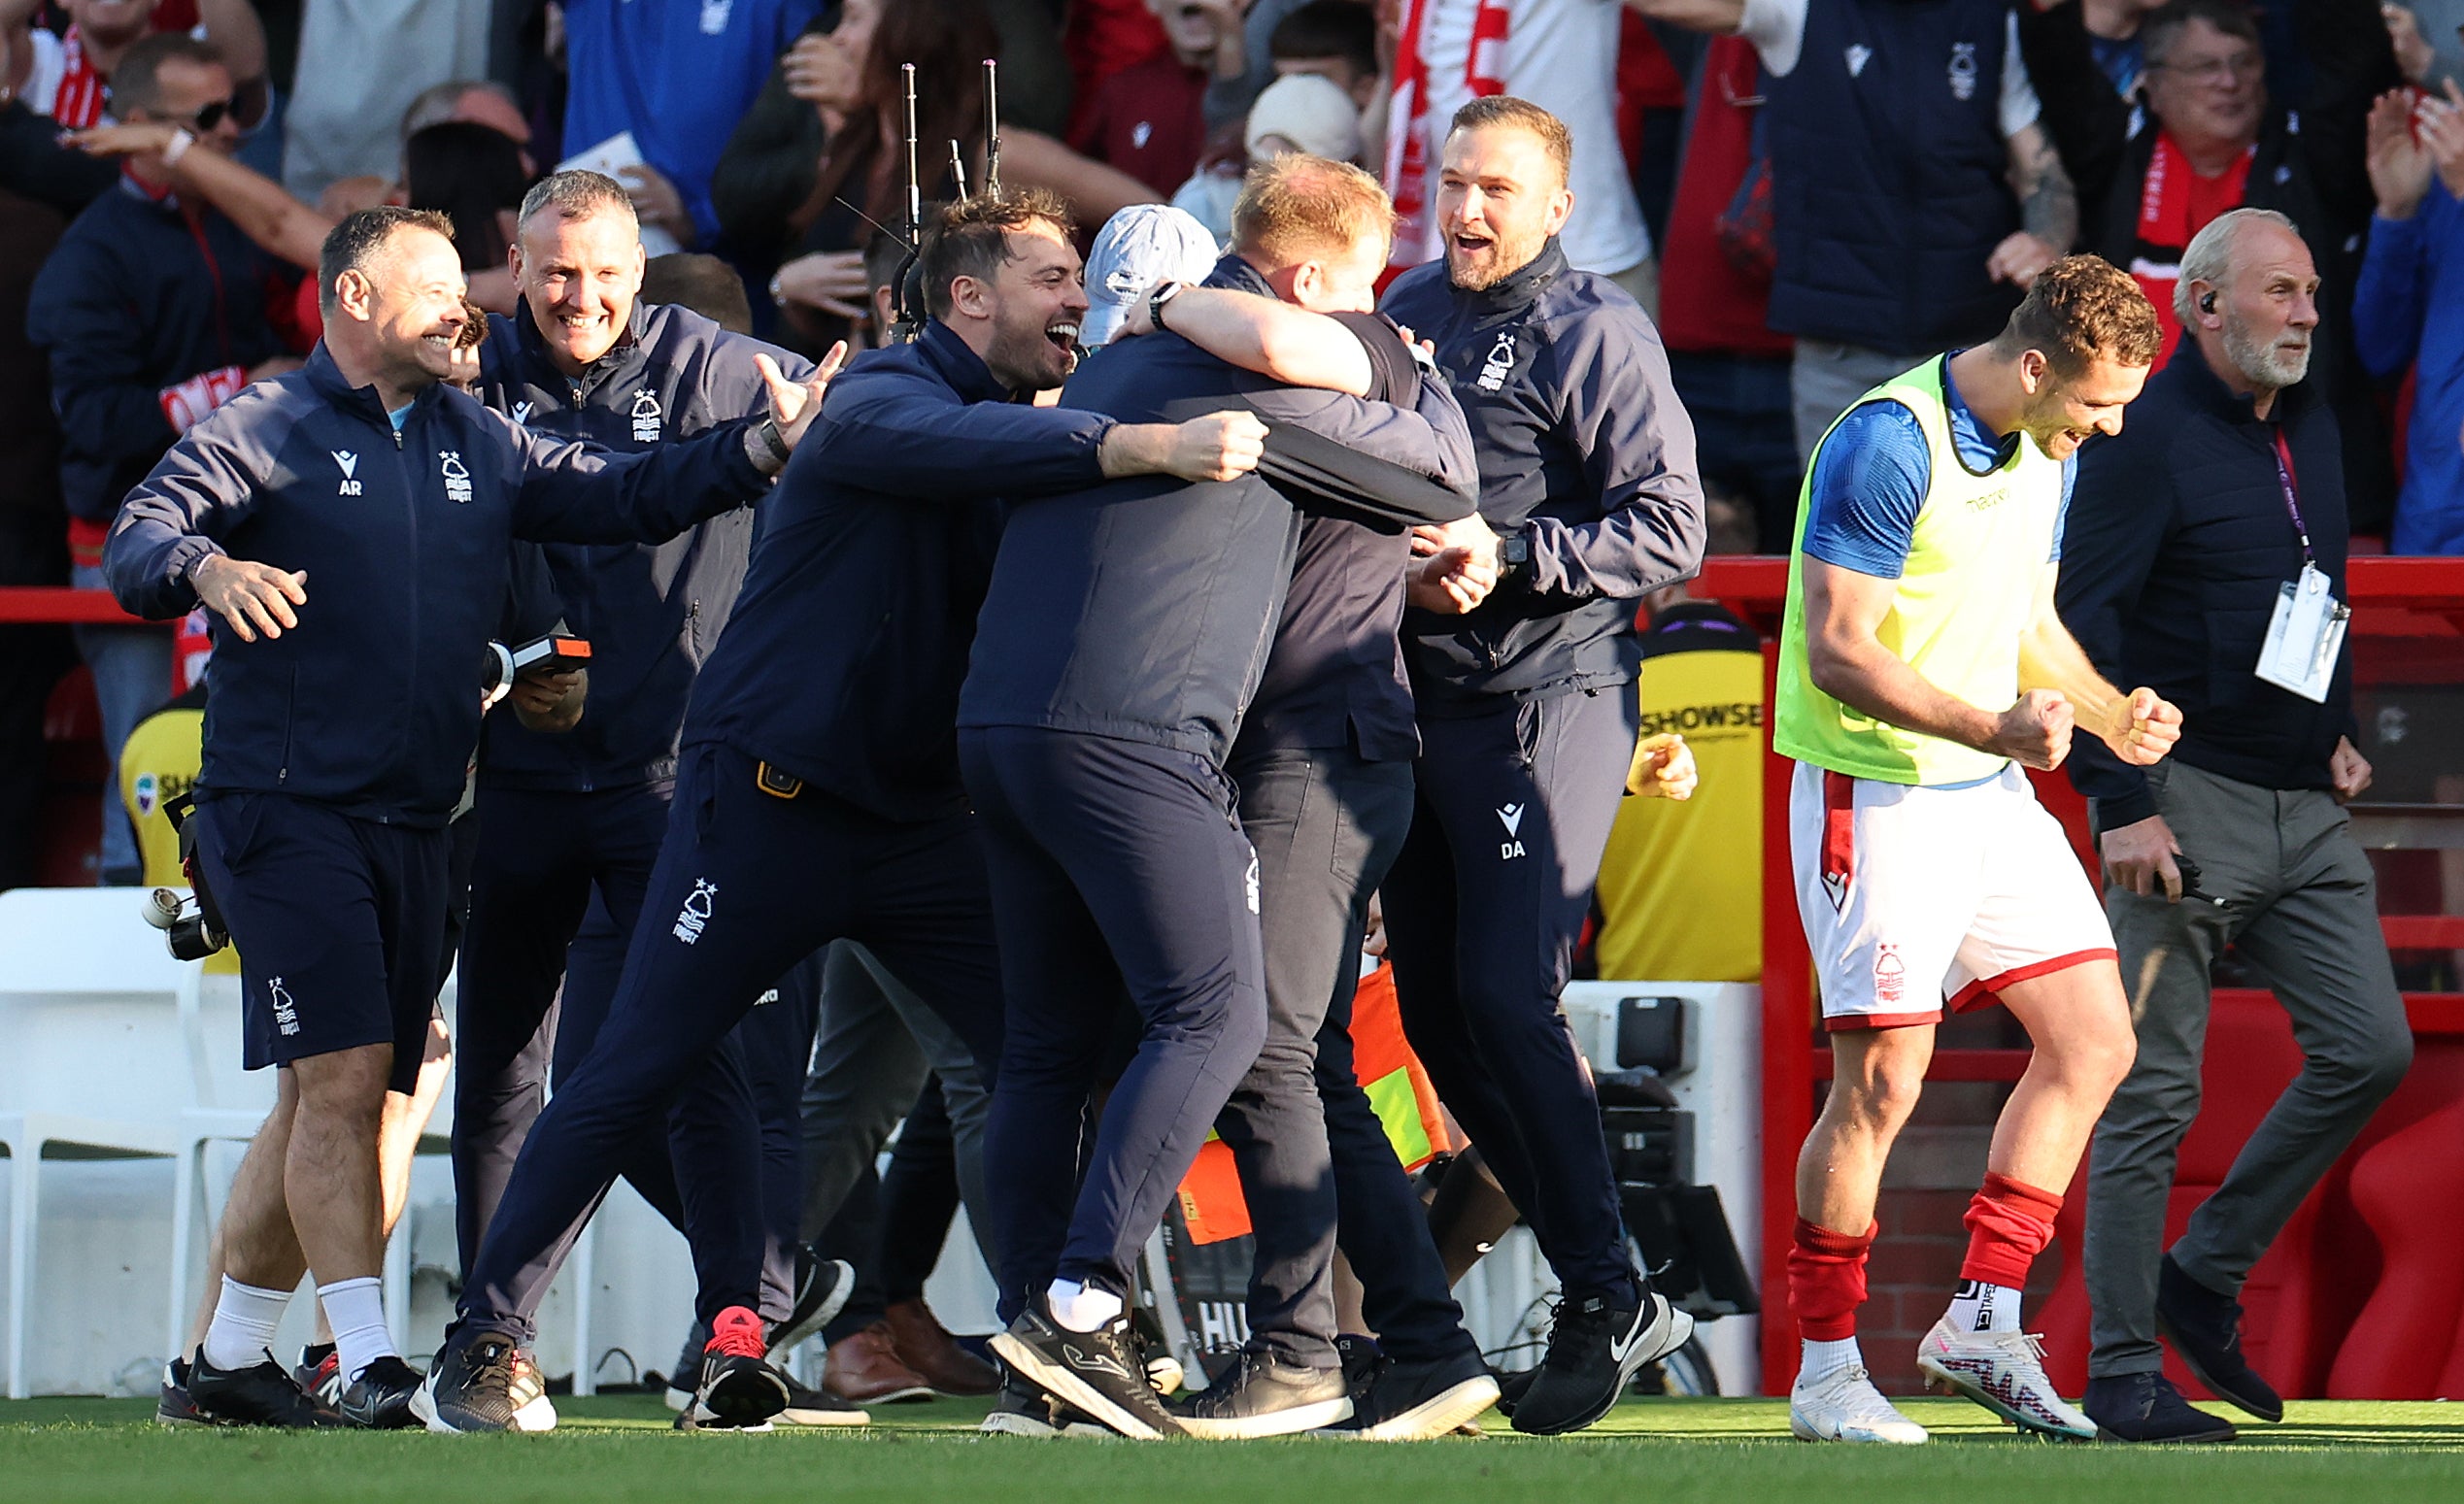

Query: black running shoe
left=1170, top=1350, right=1352, bottom=1438
left=989, top=1295, right=1185, bottom=1439
left=682, top=1305, right=791, bottom=1431
left=1334, top=1334, right=1385, bottom=1400
left=2085, top=1371, right=2238, bottom=1443
left=1511, top=1287, right=1693, bottom=1436
left=186, top=1349, right=350, bottom=1428
left=767, top=1249, right=857, bottom=1355
left=415, top=1327, right=557, bottom=1433
left=1330, top=1349, right=1501, bottom=1442
left=338, top=1355, right=424, bottom=1429
left=1492, top=1364, right=1537, bottom=1418
left=2156, top=1254, right=2281, bottom=1422
left=157, top=1356, right=233, bottom=1428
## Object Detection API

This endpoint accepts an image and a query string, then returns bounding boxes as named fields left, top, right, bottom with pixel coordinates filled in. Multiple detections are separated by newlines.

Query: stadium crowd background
left=1, top=0, right=2462, bottom=1427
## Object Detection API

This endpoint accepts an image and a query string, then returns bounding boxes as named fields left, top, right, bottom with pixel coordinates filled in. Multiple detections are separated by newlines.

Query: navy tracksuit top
left=102, top=345, right=773, bottom=825
left=679, top=318, right=1114, bottom=821
left=470, top=301, right=812, bottom=793
left=1382, top=238, right=1705, bottom=711
left=960, top=256, right=1481, bottom=768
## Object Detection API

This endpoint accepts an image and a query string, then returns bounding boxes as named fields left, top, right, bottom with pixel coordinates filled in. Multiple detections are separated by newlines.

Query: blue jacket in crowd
left=471, top=300, right=811, bottom=792
left=27, top=176, right=293, bottom=530
left=962, top=255, right=1479, bottom=768
left=2353, top=188, right=2464, bottom=554
left=561, top=0, right=822, bottom=246
left=1382, top=237, right=1705, bottom=712
left=680, top=319, right=1114, bottom=821
left=2060, top=339, right=2359, bottom=831
left=103, top=346, right=773, bottom=825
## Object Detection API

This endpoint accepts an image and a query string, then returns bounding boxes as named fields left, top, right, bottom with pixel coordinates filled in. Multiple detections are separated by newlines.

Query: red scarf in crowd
left=49, top=24, right=109, bottom=128
left=1383, top=0, right=1508, bottom=270
left=2128, top=130, right=2254, bottom=365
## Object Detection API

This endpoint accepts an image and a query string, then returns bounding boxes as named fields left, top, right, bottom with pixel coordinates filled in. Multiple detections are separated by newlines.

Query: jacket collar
left=2161, top=330, right=2313, bottom=432
left=918, top=318, right=1013, bottom=404
left=1207, top=252, right=1275, bottom=298
left=510, top=298, right=653, bottom=399
left=303, top=342, right=446, bottom=425
left=1454, top=236, right=1569, bottom=316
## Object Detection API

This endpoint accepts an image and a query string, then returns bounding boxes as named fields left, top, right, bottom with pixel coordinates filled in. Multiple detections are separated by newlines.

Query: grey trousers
left=1791, top=339, right=1918, bottom=467
left=2084, top=760, right=2413, bottom=1378
left=797, top=940, right=996, bottom=1266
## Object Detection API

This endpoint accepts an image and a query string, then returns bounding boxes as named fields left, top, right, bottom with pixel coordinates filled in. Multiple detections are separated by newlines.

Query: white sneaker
left=1789, top=1363, right=1929, bottom=1444
left=1915, top=1318, right=2096, bottom=1440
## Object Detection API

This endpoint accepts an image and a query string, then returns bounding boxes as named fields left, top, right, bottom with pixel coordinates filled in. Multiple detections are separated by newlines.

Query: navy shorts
left=191, top=791, right=452, bottom=1094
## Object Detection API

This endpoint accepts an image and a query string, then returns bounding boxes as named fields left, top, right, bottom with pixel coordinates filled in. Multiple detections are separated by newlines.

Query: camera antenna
left=950, top=140, right=968, bottom=200
left=982, top=57, right=1001, bottom=197
left=889, top=61, right=926, bottom=339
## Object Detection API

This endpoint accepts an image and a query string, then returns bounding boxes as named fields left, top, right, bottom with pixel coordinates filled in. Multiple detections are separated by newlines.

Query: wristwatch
left=1499, top=530, right=1533, bottom=580
left=1149, top=280, right=1186, bottom=333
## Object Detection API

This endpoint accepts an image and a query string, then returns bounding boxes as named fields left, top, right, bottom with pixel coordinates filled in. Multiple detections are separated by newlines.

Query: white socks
left=1945, top=1279, right=2020, bottom=1334
left=317, top=1276, right=397, bottom=1383
left=1046, top=1279, right=1124, bottom=1334
left=1798, top=1335, right=1863, bottom=1386
left=200, top=1276, right=289, bottom=1371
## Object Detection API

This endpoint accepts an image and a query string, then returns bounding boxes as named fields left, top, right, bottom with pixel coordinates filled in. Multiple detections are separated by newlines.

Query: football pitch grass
left=10, top=1395, right=2464, bottom=1503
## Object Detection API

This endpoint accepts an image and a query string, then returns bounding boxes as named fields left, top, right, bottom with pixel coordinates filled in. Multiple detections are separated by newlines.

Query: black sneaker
left=682, top=1305, right=792, bottom=1431
left=767, top=1250, right=857, bottom=1355
left=157, top=1356, right=235, bottom=1427
left=338, top=1354, right=424, bottom=1429
left=1330, top=1349, right=1501, bottom=1442
left=186, top=1349, right=350, bottom=1428
left=989, top=1295, right=1186, bottom=1439
left=1510, top=1287, right=1693, bottom=1436
left=414, top=1327, right=557, bottom=1433
left=775, top=1373, right=869, bottom=1427
left=2085, top=1371, right=2239, bottom=1443
left=1334, top=1334, right=1385, bottom=1399
left=2155, top=1254, right=2282, bottom=1422
left=1170, top=1350, right=1352, bottom=1438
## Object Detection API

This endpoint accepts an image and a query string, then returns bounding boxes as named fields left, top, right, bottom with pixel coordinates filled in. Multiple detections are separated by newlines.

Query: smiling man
left=101, top=205, right=829, bottom=1429
left=1772, top=254, right=2180, bottom=1447
left=452, top=170, right=855, bottom=1426
left=1377, top=96, right=1706, bottom=1436
left=418, top=188, right=1277, bottom=1434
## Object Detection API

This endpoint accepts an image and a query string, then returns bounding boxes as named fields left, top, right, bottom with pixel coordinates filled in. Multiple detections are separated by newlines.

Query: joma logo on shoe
left=1063, top=1345, right=1131, bottom=1381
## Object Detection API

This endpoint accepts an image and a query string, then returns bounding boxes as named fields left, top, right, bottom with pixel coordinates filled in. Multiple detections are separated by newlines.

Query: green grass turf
left=8, top=1394, right=2464, bottom=1504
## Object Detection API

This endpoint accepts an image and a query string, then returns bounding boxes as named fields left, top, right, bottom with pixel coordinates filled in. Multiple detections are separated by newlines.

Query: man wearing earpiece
left=2058, top=207, right=2411, bottom=1446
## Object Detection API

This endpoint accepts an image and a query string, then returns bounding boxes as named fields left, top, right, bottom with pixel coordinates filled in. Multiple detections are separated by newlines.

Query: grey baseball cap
left=1081, top=203, right=1223, bottom=348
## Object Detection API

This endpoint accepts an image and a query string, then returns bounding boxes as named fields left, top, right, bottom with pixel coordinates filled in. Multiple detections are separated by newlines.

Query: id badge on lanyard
left=2252, top=431, right=2348, bottom=703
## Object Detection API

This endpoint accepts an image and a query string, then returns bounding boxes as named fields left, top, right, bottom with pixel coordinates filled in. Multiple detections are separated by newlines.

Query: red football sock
left=1787, top=1217, right=1875, bottom=1342
left=1960, top=1171, right=2063, bottom=1289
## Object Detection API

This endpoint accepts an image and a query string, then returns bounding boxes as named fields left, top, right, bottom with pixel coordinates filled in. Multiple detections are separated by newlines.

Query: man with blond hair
left=962, top=153, right=1482, bottom=1440
left=1096, top=154, right=1502, bottom=1439
left=1379, top=95, right=1706, bottom=1435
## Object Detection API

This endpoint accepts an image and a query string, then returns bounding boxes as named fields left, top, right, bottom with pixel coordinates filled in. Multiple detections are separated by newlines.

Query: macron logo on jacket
left=333, top=450, right=360, bottom=495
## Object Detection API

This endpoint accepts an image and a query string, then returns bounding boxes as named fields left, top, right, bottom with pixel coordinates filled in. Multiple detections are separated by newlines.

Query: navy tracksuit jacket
left=455, top=319, right=1114, bottom=1338
left=1377, top=237, right=1705, bottom=1299
left=103, top=342, right=771, bottom=1095
left=960, top=255, right=1478, bottom=1314
left=451, top=301, right=820, bottom=1310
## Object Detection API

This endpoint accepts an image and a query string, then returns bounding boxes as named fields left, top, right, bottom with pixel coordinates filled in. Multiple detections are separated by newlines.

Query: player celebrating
left=1773, top=255, right=2178, bottom=1445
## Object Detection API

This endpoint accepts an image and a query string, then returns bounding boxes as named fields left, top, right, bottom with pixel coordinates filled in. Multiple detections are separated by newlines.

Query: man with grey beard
left=2057, top=207, right=2411, bottom=1445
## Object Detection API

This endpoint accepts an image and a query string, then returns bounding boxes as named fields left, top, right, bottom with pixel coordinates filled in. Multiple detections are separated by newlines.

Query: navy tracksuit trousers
left=456, top=742, right=1002, bottom=1337
left=450, top=781, right=809, bottom=1321
left=1223, top=743, right=1479, bottom=1368
left=962, top=726, right=1269, bottom=1318
left=1381, top=686, right=1642, bottom=1300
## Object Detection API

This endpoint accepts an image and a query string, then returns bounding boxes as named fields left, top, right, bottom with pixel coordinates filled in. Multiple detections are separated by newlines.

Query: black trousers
left=455, top=743, right=1002, bottom=1338
left=1382, top=687, right=1640, bottom=1300
left=964, top=725, right=1268, bottom=1318
left=1221, top=742, right=1470, bottom=1368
